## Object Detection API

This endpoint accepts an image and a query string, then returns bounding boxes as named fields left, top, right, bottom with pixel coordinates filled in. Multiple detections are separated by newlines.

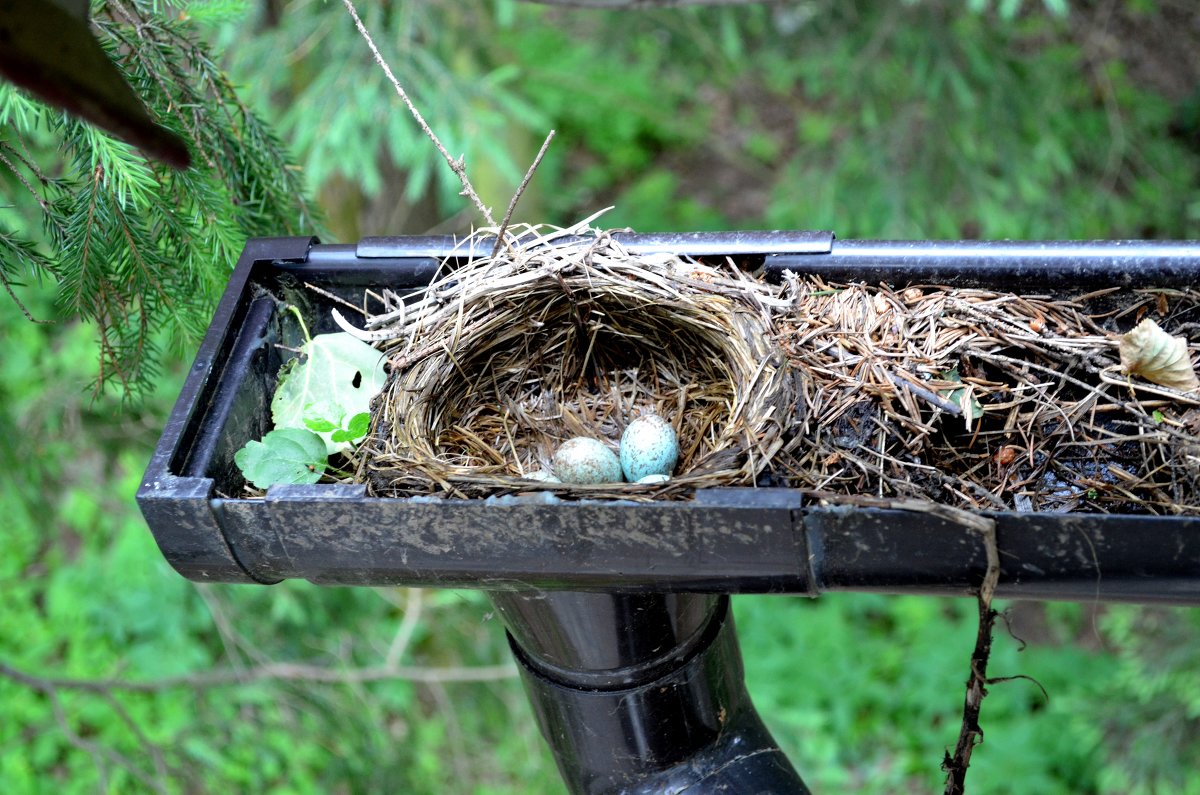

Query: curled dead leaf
left=1118, top=318, right=1199, bottom=392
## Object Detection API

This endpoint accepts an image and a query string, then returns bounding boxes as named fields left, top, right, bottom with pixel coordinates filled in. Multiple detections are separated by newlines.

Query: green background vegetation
left=2, top=0, right=1199, bottom=791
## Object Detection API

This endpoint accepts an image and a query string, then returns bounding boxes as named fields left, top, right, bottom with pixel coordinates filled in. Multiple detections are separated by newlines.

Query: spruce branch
left=340, top=0, right=496, bottom=226
left=98, top=12, right=218, bottom=173
left=0, top=236, right=51, bottom=323
left=0, top=148, right=57, bottom=323
left=0, top=145, right=52, bottom=214
left=1, top=0, right=319, bottom=396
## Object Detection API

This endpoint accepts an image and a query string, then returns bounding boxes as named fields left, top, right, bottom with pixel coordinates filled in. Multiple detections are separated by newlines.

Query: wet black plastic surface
left=768, top=238, right=1200, bottom=288
left=491, top=591, right=721, bottom=687
left=137, top=235, right=1200, bottom=603
left=509, top=597, right=809, bottom=794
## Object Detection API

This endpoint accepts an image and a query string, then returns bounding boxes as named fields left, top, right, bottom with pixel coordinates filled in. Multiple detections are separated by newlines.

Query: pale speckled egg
left=635, top=473, right=670, bottom=485
left=620, top=415, right=679, bottom=482
left=524, top=469, right=561, bottom=483
left=552, top=437, right=622, bottom=484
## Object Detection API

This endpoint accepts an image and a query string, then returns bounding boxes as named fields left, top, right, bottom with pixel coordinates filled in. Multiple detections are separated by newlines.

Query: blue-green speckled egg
left=552, top=438, right=622, bottom=484
left=620, top=415, right=679, bottom=482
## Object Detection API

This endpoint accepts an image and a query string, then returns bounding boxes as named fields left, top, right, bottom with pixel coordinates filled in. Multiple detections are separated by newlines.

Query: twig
left=0, top=660, right=516, bottom=693
left=304, top=280, right=369, bottom=316
left=47, top=690, right=112, bottom=793
left=943, top=512, right=1000, bottom=795
left=340, top=0, right=495, bottom=226
left=98, top=689, right=174, bottom=785
left=427, top=679, right=471, bottom=783
left=886, top=371, right=963, bottom=416
left=194, top=583, right=259, bottom=671
left=385, top=587, right=425, bottom=668
left=491, top=130, right=557, bottom=257
left=0, top=269, right=50, bottom=324
left=0, top=147, right=53, bottom=214
left=40, top=681, right=171, bottom=794
left=797, top=492, right=1005, bottom=792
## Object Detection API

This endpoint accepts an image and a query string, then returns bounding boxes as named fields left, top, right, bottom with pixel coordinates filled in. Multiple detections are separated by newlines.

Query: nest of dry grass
left=349, top=225, right=1200, bottom=514
left=357, top=227, right=794, bottom=499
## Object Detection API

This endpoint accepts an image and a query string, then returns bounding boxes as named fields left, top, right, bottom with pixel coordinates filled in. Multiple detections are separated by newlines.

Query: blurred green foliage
left=0, top=301, right=558, bottom=791
left=208, top=0, right=1198, bottom=240
left=2, top=0, right=1199, bottom=791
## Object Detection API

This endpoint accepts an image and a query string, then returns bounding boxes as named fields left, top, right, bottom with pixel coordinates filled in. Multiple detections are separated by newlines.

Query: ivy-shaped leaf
left=304, top=415, right=339, bottom=433
left=331, top=412, right=371, bottom=443
left=271, top=333, right=386, bottom=454
left=234, top=428, right=328, bottom=489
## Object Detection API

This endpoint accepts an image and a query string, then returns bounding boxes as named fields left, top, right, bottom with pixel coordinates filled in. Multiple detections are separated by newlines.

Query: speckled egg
left=620, top=415, right=679, bottom=482
left=635, top=473, right=670, bottom=485
left=524, top=469, right=561, bottom=483
left=552, top=437, right=622, bottom=484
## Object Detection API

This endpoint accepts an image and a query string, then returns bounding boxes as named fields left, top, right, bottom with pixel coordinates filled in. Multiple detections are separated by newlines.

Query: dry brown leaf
left=1118, top=317, right=1199, bottom=392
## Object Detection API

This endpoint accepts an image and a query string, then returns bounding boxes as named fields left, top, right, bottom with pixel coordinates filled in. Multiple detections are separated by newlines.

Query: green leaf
left=330, top=412, right=371, bottom=444
left=303, top=415, right=339, bottom=433
left=1152, top=409, right=1165, bottom=424
left=938, top=367, right=984, bottom=429
left=234, top=428, right=327, bottom=489
left=348, top=411, right=371, bottom=437
left=270, top=333, right=386, bottom=454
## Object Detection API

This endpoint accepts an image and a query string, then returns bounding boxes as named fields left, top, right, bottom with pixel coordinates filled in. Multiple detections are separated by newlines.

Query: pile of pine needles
left=350, top=225, right=1200, bottom=514
left=774, top=277, right=1200, bottom=514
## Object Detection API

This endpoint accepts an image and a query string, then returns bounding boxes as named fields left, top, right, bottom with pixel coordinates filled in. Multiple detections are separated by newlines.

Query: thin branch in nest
left=305, top=281, right=368, bottom=317
left=886, top=371, right=963, bottom=416
left=340, top=0, right=495, bottom=226
left=491, top=129, right=557, bottom=258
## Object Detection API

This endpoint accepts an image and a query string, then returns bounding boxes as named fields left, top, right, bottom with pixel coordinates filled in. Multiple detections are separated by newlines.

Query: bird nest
left=356, top=228, right=794, bottom=499
left=347, top=226, right=1200, bottom=514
